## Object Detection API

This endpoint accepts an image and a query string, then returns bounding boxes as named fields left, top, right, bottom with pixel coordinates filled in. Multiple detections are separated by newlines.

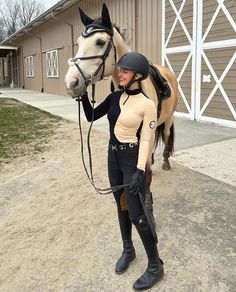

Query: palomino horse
left=65, top=4, right=178, bottom=189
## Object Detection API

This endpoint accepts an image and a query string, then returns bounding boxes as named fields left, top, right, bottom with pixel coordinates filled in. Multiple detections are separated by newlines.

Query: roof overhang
left=0, top=45, right=18, bottom=50
left=0, top=45, right=18, bottom=57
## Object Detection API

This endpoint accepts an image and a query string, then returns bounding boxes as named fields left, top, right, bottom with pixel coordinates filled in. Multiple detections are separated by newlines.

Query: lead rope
left=76, top=84, right=130, bottom=195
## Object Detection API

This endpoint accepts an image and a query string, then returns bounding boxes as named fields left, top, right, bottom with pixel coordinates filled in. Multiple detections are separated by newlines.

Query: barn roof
left=0, top=0, right=78, bottom=45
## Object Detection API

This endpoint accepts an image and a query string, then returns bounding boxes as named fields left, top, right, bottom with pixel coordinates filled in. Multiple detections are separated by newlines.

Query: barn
left=0, top=0, right=235, bottom=127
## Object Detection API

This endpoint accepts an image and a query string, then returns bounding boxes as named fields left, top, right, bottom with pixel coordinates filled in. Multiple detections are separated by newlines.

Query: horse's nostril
left=72, top=78, right=79, bottom=88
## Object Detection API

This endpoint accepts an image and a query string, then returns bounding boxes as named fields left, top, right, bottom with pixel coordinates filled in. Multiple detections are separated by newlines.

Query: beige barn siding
left=135, top=0, right=162, bottom=64
left=14, top=20, right=71, bottom=95
left=33, top=19, right=71, bottom=95
left=20, top=35, right=43, bottom=92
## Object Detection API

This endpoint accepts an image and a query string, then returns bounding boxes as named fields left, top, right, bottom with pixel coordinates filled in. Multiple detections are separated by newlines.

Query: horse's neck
left=111, top=29, right=129, bottom=89
left=141, top=78, right=157, bottom=105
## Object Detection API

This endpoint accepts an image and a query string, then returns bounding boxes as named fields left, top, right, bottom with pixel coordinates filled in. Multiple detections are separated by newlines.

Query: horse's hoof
left=162, top=162, right=171, bottom=171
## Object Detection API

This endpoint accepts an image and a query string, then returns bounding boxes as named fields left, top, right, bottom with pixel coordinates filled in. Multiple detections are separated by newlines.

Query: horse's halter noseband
left=69, top=26, right=117, bottom=85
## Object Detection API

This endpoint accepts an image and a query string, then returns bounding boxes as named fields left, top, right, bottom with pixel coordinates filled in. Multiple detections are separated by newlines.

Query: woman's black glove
left=129, top=168, right=145, bottom=195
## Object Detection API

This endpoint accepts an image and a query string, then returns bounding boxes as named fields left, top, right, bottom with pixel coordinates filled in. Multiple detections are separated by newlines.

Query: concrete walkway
left=1, top=87, right=236, bottom=186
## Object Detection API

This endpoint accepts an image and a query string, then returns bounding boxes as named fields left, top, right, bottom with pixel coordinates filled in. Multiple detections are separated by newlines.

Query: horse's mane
left=113, top=24, right=125, bottom=39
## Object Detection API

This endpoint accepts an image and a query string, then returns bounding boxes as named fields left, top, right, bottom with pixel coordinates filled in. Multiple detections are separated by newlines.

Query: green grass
left=0, top=98, right=64, bottom=165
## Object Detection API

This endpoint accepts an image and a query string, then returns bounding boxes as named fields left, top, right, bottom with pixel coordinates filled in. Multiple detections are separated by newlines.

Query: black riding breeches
left=108, top=145, right=145, bottom=222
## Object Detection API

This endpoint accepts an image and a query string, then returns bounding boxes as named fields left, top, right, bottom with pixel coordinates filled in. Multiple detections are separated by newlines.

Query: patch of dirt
left=0, top=121, right=235, bottom=292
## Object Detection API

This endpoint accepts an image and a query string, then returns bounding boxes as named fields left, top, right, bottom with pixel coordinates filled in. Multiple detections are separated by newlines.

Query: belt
left=109, top=142, right=139, bottom=151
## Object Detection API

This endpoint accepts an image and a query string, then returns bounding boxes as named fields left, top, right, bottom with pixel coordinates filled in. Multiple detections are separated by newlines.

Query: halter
left=71, top=25, right=130, bottom=195
left=69, top=26, right=117, bottom=85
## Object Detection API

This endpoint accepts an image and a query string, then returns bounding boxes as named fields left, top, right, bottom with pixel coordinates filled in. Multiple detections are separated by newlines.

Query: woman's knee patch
left=132, top=214, right=148, bottom=230
left=120, top=191, right=128, bottom=211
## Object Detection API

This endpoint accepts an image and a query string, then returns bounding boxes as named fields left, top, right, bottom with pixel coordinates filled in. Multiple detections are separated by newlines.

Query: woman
left=81, top=52, right=164, bottom=290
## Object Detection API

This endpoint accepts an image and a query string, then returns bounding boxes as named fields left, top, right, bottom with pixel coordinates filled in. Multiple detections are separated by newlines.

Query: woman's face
left=118, top=68, right=135, bottom=87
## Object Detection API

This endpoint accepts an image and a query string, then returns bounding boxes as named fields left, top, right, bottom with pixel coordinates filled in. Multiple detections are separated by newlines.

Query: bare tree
left=0, top=0, right=19, bottom=37
left=0, top=17, right=6, bottom=42
left=0, top=0, right=43, bottom=39
left=18, top=0, right=42, bottom=27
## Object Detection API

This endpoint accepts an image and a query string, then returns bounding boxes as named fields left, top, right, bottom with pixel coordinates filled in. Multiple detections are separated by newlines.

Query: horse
left=64, top=4, right=178, bottom=190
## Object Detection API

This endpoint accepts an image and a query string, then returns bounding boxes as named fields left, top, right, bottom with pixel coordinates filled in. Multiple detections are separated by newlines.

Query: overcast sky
left=43, top=0, right=60, bottom=10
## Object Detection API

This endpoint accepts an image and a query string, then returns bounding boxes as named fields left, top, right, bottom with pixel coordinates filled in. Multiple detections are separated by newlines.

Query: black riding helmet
left=117, top=52, right=149, bottom=80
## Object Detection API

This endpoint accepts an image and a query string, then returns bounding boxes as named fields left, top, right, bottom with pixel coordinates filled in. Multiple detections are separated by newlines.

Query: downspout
left=21, top=45, right=24, bottom=88
left=51, top=11, right=74, bottom=56
left=25, top=30, right=44, bottom=92
left=9, top=50, right=14, bottom=86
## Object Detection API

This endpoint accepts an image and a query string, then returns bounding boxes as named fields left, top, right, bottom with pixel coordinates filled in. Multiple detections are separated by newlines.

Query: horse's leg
left=162, top=116, right=174, bottom=170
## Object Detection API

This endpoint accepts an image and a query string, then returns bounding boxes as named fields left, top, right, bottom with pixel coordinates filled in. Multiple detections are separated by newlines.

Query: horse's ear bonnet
left=79, top=8, right=94, bottom=26
left=101, top=3, right=113, bottom=32
left=79, top=3, right=113, bottom=38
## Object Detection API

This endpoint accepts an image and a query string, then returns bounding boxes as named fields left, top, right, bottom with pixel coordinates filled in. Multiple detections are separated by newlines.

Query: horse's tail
left=153, top=121, right=175, bottom=161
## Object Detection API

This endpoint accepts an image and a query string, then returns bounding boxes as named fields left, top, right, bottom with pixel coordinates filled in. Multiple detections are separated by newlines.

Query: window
left=46, top=50, right=59, bottom=77
left=25, top=56, right=34, bottom=77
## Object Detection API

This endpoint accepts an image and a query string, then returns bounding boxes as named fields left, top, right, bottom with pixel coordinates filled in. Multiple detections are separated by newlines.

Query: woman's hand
left=129, top=168, right=145, bottom=195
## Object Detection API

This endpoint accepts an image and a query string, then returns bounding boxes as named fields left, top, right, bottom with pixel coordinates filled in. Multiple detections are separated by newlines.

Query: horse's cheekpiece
left=109, top=142, right=139, bottom=152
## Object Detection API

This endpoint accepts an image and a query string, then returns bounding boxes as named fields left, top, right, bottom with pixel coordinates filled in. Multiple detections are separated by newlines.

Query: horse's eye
left=96, top=39, right=106, bottom=46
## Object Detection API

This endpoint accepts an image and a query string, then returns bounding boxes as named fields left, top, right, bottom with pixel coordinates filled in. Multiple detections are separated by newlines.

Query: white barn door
left=162, top=0, right=236, bottom=127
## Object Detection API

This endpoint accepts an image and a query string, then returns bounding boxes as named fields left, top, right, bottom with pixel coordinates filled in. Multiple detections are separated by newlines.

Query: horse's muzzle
left=65, top=77, right=87, bottom=98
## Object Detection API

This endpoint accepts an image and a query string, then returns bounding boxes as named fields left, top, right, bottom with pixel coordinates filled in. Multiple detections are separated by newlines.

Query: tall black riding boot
left=115, top=209, right=136, bottom=274
left=133, top=214, right=164, bottom=290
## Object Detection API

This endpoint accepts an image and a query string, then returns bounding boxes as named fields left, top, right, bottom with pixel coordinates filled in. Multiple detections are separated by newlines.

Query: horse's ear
left=79, top=7, right=94, bottom=26
left=101, top=3, right=112, bottom=30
